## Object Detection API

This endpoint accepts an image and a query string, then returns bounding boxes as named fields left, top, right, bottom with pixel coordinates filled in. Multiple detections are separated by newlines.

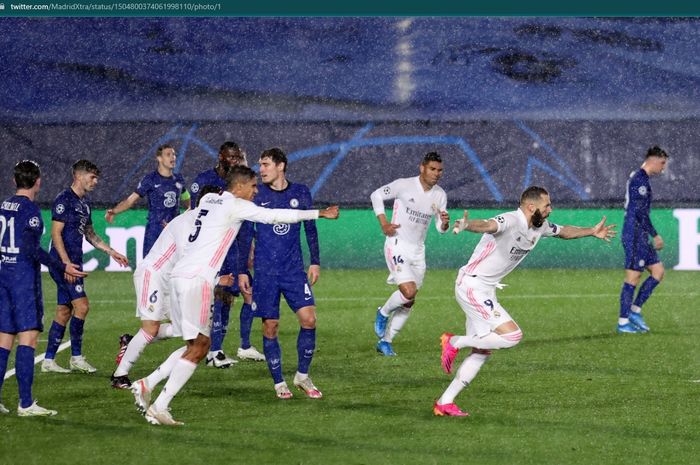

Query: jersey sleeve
left=541, top=220, right=562, bottom=237
left=22, top=214, right=66, bottom=272
left=300, top=186, right=320, bottom=266
left=236, top=221, right=255, bottom=272
left=52, top=194, right=68, bottom=222
left=492, top=212, right=514, bottom=235
left=189, top=176, right=201, bottom=209
left=628, top=177, right=657, bottom=237
left=370, top=179, right=402, bottom=216
left=135, top=173, right=151, bottom=198
left=236, top=199, right=319, bottom=224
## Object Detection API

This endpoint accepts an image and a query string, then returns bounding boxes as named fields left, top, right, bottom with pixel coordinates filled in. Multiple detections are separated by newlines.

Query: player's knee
left=498, top=330, right=523, bottom=348
left=399, top=288, right=417, bottom=302
left=262, top=319, right=279, bottom=338
left=651, top=268, right=665, bottom=282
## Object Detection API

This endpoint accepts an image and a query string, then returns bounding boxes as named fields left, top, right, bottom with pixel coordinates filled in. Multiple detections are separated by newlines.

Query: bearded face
left=532, top=208, right=545, bottom=228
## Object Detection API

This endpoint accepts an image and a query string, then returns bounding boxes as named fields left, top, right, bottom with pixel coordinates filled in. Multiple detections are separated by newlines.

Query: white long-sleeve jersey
left=171, top=191, right=319, bottom=282
left=460, top=208, right=561, bottom=287
left=135, top=209, right=197, bottom=276
left=370, top=176, right=447, bottom=245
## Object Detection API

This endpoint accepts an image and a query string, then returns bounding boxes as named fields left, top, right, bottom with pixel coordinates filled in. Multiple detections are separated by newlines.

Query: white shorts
left=455, top=271, right=513, bottom=338
left=383, top=237, right=426, bottom=288
left=170, top=276, right=214, bottom=341
left=133, top=267, right=172, bottom=321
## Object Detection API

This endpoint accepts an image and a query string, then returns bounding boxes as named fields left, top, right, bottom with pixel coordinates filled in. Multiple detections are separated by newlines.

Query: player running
left=370, top=152, right=450, bottom=356
left=434, top=186, right=616, bottom=416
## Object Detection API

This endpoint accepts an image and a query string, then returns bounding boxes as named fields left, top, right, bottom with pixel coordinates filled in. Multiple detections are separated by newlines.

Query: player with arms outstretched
left=435, top=186, right=616, bottom=416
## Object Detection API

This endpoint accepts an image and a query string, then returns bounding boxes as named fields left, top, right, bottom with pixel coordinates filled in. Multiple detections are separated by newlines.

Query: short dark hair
left=422, top=151, right=442, bottom=165
left=195, top=184, right=223, bottom=207
left=520, top=186, right=549, bottom=205
left=260, top=147, right=287, bottom=172
left=72, top=159, right=100, bottom=176
left=14, top=160, right=41, bottom=189
left=219, top=141, right=240, bottom=153
left=156, top=144, right=174, bottom=157
left=225, top=165, right=256, bottom=189
left=646, top=146, right=668, bottom=159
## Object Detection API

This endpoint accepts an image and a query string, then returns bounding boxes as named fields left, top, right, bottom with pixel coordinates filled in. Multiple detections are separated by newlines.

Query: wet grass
left=1, top=269, right=697, bottom=465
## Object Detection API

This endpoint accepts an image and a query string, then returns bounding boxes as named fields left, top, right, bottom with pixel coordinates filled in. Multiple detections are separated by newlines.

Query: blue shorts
left=623, top=237, right=660, bottom=271
left=49, top=266, right=87, bottom=306
left=252, top=271, right=315, bottom=320
left=0, top=269, right=44, bottom=333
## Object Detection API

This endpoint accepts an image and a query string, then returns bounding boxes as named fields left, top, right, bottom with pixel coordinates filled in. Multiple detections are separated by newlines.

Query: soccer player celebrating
left=105, top=144, right=187, bottom=257
left=237, top=148, right=326, bottom=399
left=370, top=152, right=450, bottom=356
left=131, top=165, right=338, bottom=425
left=110, top=185, right=224, bottom=389
left=190, top=141, right=264, bottom=368
left=0, top=161, right=86, bottom=416
left=41, top=160, right=129, bottom=374
left=435, top=186, right=616, bottom=416
left=617, top=146, right=668, bottom=333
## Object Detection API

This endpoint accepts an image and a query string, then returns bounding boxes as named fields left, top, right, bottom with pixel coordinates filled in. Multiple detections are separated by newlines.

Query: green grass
left=1, top=269, right=698, bottom=465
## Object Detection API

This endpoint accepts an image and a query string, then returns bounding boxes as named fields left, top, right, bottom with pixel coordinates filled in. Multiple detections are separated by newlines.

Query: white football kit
left=170, top=191, right=319, bottom=340
left=456, top=208, right=561, bottom=336
left=133, top=209, right=197, bottom=321
left=370, top=176, right=447, bottom=287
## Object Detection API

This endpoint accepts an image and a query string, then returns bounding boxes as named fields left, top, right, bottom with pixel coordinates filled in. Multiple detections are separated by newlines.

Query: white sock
left=379, top=290, right=411, bottom=317
left=383, top=307, right=411, bottom=343
left=618, top=317, right=630, bottom=325
left=450, top=330, right=522, bottom=350
left=145, top=346, right=186, bottom=389
left=630, top=305, right=641, bottom=314
left=113, top=328, right=153, bottom=377
left=156, top=323, right=173, bottom=340
left=152, top=357, right=198, bottom=411
left=438, top=352, right=490, bottom=404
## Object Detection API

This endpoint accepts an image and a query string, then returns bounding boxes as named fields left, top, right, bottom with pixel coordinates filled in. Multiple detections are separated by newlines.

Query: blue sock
left=239, top=303, right=253, bottom=349
left=296, top=327, right=316, bottom=375
left=221, top=303, right=231, bottom=342
left=263, top=336, right=283, bottom=384
left=210, top=300, right=224, bottom=352
left=633, top=277, right=660, bottom=309
left=619, top=283, right=636, bottom=318
left=45, top=321, right=66, bottom=360
left=16, top=345, right=35, bottom=409
left=69, top=317, right=85, bottom=356
left=0, top=347, right=10, bottom=400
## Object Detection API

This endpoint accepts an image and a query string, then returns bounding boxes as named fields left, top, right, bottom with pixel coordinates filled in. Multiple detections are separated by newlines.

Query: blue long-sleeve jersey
left=237, top=182, right=319, bottom=276
left=49, top=188, right=92, bottom=265
left=622, top=168, right=657, bottom=242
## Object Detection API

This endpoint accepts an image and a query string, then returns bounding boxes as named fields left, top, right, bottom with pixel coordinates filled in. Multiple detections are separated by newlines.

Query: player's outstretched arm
left=559, top=216, right=617, bottom=241
left=452, top=210, right=498, bottom=234
left=84, top=224, right=130, bottom=267
left=105, top=192, right=140, bottom=223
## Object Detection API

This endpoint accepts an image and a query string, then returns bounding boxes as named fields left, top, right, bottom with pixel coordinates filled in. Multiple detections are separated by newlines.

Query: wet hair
left=195, top=184, right=223, bottom=207
left=72, top=159, right=100, bottom=176
left=156, top=144, right=174, bottom=157
left=520, top=186, right=549, bottom=205
left=646, top=146, right=668, bottom=159
left=219, top=141, right=240, bottom=153
left=422, top=152, right=442, bottom=165
left=260, top=147, right=287, bottom=172
left=14, top=160, right=41, bottom=189
left=225, top=165, right=256, bottom=189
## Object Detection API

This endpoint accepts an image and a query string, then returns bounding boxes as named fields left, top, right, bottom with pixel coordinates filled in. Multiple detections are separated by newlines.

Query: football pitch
left=1, top=269, right=698, bottom=465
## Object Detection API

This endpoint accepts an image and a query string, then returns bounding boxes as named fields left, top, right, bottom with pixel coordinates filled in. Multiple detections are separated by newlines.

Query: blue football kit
left=622, top=168, right=659, bottom=271
left=135, top=170, right=186, bottom=256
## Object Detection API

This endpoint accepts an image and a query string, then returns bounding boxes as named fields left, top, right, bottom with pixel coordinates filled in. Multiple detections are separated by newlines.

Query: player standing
left=0, top=161, right=86, bottom=416
left=237, top=148, right=325, bottom=399
left=617, top=146, right=668, bottom=333
left=370, top=152, right=450, bottom=356
left=105, top=144, right=187, bottom=257
left=130, top=166, right=339, bottom=425
left=435, top=186, right=616, bottom=416
left=41, top=160, right=129, bottom=374
left=190, top=141, right=264, bottom=367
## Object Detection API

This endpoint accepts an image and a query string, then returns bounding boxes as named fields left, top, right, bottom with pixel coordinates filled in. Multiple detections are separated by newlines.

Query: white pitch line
left=3, top=340, right=71, bottom=380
